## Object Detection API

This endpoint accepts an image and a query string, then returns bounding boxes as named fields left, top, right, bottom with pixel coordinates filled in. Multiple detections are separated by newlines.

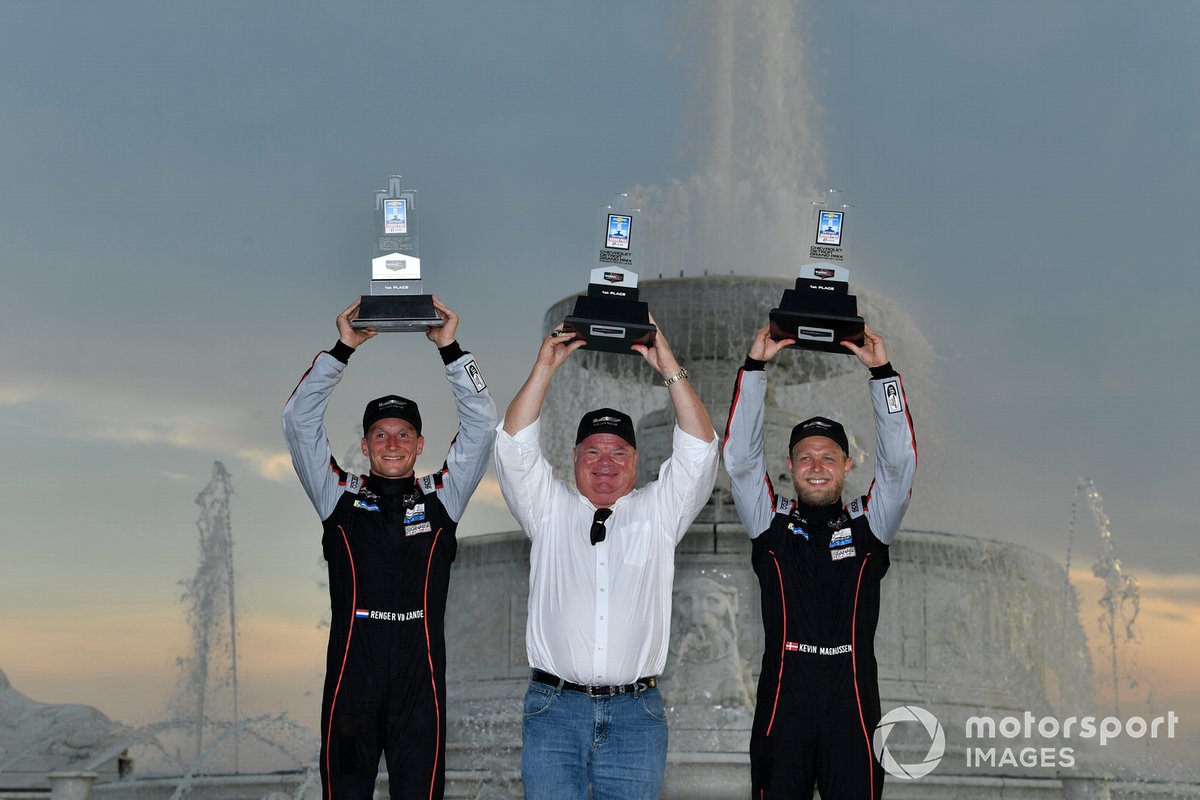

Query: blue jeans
left=521, top=679, right=669, bottom=800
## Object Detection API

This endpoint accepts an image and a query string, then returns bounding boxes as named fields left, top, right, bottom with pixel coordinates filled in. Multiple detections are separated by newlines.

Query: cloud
left=0, top=385, right=44, bottom=406
left=2, top=368, right=291, bottom=481
left=238, top=449, right=296, bottom=482
left=469, top=474, right=508, bottom=510
left=90, top=420, right=220, bottom=449
left=1134, top=571, right=1200, bottom=605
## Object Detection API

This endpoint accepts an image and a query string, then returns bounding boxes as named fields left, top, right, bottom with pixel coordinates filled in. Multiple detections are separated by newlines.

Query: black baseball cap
left=575, top=408, right=636, bottom=449
left=363, top=395, right=422, bottom=436
left=788, top=416, right=848, bottom=456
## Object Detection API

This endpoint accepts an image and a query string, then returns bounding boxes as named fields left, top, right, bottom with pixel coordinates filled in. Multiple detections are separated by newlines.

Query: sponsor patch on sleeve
left=882, top=378, right=904, bottom=414
left=847, top=496, right=865, bottom=518
left=464, top=359, right=487, bottom=393
left=419, top=475, right=436, bottom=494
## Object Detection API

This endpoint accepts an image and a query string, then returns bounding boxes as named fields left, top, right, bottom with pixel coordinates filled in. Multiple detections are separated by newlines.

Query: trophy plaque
left=351, top=174, right=443, bottom=331
left=769, top=190, right=865, bottom=353
left=561, top=194, right=656, bottom=354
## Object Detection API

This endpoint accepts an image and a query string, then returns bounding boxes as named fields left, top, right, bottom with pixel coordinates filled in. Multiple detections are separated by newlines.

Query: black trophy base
left=769, top=308, right=865, bottom=354
left=562, top=295, right=656, bottom=355
left=352, top=294, right=444, bottom=332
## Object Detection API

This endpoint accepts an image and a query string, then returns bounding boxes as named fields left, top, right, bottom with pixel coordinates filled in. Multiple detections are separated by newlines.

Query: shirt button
left=600, top=588, right=605, bottom=592
left=600, top=562, right=606, bottom=566
left=600, top=616, right=605, bottom=620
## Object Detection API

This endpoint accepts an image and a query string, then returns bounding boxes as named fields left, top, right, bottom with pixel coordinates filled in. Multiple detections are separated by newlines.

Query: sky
left=1, top=0, right=1197, bottom=765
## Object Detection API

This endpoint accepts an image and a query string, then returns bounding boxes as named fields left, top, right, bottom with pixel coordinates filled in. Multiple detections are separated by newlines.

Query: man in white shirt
left=495, top=322, right=719, bottom=800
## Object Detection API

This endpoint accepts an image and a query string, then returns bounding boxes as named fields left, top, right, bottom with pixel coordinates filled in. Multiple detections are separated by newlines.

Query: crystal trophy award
left=769, top=190, right=865, bottom=354
left=351, top=175, right=443, bottom=331
left=561, top=194, right=657, bottom=355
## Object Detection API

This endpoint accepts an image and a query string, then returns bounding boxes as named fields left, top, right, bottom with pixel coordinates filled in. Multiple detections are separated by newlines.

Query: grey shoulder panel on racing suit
left=722, top=368, right=776, bottom=539
left=862, top=373, right=916, bottom=545
left=282, top=351, right=352, bottom=522
left=422, top=352, right=498, bottom=523
left=723, top=366, right=917, bottom=543
left=282, top=349, right=499, bottom=524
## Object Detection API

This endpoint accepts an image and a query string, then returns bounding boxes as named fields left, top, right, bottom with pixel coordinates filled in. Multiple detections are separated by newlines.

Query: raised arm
left=421, top=297, right=498, bottom=521
left=282, top=299, right=379, bottom=520
left=631, top=315, right=715, bottom=443
left=843, top=326, right=916, bottom=545
left=502, top=328, right=586, bottom=436
left=495, top=329, right=584, bottom=536
left=722, top=325, right=794, bottom=538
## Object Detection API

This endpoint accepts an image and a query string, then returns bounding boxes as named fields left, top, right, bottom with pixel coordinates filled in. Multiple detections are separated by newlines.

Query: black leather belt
left=531, top=668, right=657, bottom=697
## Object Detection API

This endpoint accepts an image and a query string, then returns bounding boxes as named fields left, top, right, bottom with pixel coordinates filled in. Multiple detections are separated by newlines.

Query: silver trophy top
left=371, top=175, right=422, bottom=293
left=805, top=188, right=854, bottom=270
left=595, top=192, right=639, bottom=278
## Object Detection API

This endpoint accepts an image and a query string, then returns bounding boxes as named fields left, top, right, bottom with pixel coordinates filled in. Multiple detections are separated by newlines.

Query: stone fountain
left=437, top=276, right=1194, bottom=799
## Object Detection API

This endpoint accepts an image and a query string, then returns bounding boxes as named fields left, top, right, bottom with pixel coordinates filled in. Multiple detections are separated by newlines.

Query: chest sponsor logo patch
left=405, top=520, right=432, bottom=536
left=882, top=377, right=904, bottom=414
left=831, top=545, right=856, bottom=561
left=403, top=503, right=426, bottom=523
left=787, top=522, right=810, bottom=541
left=829, top=528, right=853, bottom=548
left=353, top=499, right=380, bottom=512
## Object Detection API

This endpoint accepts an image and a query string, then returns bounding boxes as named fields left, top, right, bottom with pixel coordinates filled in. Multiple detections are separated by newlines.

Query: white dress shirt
left=495, top=417, right=719, bottom=686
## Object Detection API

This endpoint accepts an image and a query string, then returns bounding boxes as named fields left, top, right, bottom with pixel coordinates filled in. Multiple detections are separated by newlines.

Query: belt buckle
left=587, top=684, right=616, bottom=697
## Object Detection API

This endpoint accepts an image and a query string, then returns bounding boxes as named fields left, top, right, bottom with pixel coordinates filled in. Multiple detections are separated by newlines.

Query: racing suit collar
left=367, top=474, right=421, bottom=507
left=791, top=497, right=845, bottom=529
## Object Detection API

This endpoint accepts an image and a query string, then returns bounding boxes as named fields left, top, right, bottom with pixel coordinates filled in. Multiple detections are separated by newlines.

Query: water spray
left=175, top=461, right=240, bottom=768
left=1067, top=477, right=1142, bottom=717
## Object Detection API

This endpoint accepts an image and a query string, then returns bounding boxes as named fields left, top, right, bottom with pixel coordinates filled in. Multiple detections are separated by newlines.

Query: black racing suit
left=282, top=340, right=496, bottom=800
left=723, top=359, right=916, bottom=800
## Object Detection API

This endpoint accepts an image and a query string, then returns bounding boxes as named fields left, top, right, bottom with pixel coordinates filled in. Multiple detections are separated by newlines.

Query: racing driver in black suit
left=283, top=297, right=496, bottom=800
left=723, top=324, right=916, bottom=800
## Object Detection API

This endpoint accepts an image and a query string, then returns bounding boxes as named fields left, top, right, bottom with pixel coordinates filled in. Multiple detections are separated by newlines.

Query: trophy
left=351, top=174, right=444, bottom=331
left=769, top=189, right=865, bottom=353
left=561, top=194, right=656, bottom=355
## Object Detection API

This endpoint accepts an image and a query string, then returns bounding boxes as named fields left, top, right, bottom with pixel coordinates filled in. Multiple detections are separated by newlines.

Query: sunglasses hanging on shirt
left=590, top=508, right=614, bottom=546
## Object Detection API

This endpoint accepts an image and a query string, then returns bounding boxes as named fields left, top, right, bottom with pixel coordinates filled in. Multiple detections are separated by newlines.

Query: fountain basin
left=442, top=524, right=1103, bottom=798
